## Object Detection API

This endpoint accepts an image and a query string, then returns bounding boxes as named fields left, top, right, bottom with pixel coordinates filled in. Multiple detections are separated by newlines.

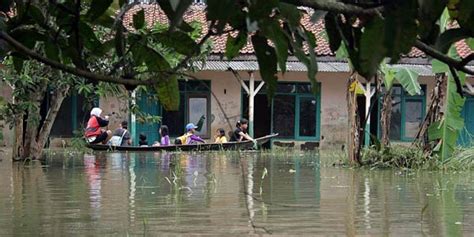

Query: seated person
left=139, top=133, right=148, bottom=147
left=229, top=119, right=254, bottom=142
left=214, top=128, right=228, bottom=143
left=112, top=121, right=131, bottom=146
left=177, top=123, right=205, bottom=145
left=85, top=107, right=112, bottom=144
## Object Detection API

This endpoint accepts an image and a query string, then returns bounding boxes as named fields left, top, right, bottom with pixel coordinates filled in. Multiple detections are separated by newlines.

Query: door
left=187, top=95, right=210, bottom=138
left=135, top=93, right=160, bottom=145
left=459, top=98, right=474, bottom=146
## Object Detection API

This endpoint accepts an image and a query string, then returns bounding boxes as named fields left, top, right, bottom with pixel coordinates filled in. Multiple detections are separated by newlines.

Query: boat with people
left=86, top=134, right=278, bottom=152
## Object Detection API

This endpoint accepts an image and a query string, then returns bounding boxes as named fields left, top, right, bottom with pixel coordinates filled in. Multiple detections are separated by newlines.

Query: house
left=1, top=3, right=473, bottom=149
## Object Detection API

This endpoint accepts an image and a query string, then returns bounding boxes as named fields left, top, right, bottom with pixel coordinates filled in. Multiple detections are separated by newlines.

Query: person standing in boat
left=85, top=107, right=112, bottom=144
left=230, top=119, right=254, bottom=142
left=214, top=128, right=228, bottom=143
left=177, top=123, right=205, bottom=145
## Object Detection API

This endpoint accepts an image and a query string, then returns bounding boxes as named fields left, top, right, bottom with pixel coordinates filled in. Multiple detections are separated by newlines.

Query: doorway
left=242, top=94, right=271, bottom=138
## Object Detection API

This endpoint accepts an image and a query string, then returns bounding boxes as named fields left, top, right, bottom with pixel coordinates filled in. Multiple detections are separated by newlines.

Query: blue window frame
left=243, top=82, right=321, bottom=140
left=377, top=85, right=426, bottom=141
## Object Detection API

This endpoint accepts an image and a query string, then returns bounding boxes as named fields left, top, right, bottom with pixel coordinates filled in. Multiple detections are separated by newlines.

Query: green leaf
left=262, top=21, right=288, bottom=73
left=28, top=5, right=45, bottom=25
left=157, top=0, right=193, bottom=32
left=428, top=71, right=466, bottom=161
left=432, top=46, right=461, bottom=73
left=87, top=0, right=113, bottom=21
left=435, top=28, right=471, bottom=54
left=207, top=0, right=236, bottom=21
left=44, top=41, right=60, bottom=62
left=432, top=59, right=449, bottom=73
left=225, top=30, right=247, bottom=60
left=395, top=68, right=420, bottom=96
left=79, top=22, right=101, bottom=51
left=10, top=29, right=46, bottom=49
left=12, top=56, right=23, bottom=73
left=467, top=38, right=474, bottom=50
left=278, top=2, right=301, bottom=27
left=251, top=34, right=278, bottom=99
left=358, top=16, right=386, bottom=79
left=154, top=75, right=180, bottom=111
left=383, top=0, right=418, bottom=62
left=153, top=31, right=199, bottom=56
left=417, top=0, right=447, bottom=41
left=132, top=43, right=171, bottom=72
left=458, top=0, right=474, bottom=32
left=115, top=24, right=125, bottom=57
left=133, top=9, right=145, bottom=30
left=324, top=13, right=341, bottom=52
left=380, top=64, right=396, bottom=90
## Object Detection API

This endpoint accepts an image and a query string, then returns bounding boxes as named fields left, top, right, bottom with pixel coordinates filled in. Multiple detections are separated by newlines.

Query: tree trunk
left=380, top=89, right=393, bottom=147
left=22, top=87, right=45, bottom=159
left=31, top=85, right=70, bottom=159
left=12, top=113, right=24, bottom=161
left=347, top=75, right=361, bottom=165
left=414, top=74, right=447, bottom=150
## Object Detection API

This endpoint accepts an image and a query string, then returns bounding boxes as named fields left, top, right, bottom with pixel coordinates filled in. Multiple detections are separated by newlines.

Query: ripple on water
left=0, top=151, right=473, bottom=235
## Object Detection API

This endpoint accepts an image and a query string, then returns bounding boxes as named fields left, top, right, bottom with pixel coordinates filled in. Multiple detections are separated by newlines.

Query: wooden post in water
left=358, top=81, right=375, bottom=148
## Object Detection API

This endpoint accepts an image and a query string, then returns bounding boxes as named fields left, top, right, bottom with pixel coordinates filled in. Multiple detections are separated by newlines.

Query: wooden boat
left=86, top=134, right=278, bottom=152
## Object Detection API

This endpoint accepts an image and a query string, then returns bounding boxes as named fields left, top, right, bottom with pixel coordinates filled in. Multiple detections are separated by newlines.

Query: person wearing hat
left=176, top=123, right=205, bottom=145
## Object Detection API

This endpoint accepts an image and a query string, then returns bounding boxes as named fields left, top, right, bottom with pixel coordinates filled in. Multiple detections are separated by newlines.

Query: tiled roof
left=123, top=4, right=472, bottom=60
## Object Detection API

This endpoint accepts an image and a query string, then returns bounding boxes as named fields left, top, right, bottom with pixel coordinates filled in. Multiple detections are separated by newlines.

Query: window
left=379, top=85, right=426, bottom=141
left=298, top=97, right=317, bottom=137
left=272, top=95, right=295, bottom=138
left=244, top=82, right=320, bottom=140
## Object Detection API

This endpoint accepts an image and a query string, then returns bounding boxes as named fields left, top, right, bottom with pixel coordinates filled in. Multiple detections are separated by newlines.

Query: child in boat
left=153, top=125, right=170, bottom=146
left=111, top=120, right=132, bottom=146
left=177, top=123, right=205, bottom=145
left=214, top=128, right=228, bottom=143
left=139, top=133, right=148, bottom=147
left=160, top=125, right=170, bottom=146
left=229, top=119, right=254, bottom=142
left=85, top=107, right=112, bottom=144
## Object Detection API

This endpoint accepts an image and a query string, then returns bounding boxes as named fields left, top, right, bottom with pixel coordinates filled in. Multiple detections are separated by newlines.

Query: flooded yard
left=0, top=151, right=473, bottom=236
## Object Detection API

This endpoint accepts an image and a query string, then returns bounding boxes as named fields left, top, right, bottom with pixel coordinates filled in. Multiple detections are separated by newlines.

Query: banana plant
left=428, top=71, right=466, bottom=161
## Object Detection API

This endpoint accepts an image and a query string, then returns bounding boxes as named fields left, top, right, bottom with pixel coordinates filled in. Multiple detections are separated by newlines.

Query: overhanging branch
left=0, top=31, right=154, bottom=86
left=282, top=0, right=385, bottom=16
left=415, top=40, right=474, bottom=75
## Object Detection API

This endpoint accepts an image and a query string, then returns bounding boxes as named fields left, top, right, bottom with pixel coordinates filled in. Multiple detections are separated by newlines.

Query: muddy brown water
left=0, top=151, right=473, bottom=236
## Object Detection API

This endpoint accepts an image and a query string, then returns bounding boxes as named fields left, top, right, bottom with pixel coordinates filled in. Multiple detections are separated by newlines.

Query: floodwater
left=0, top=151, right=473, bottom=236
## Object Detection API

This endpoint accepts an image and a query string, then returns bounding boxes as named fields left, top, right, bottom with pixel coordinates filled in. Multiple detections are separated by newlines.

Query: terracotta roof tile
left=123, top=4, right=472, bottom=60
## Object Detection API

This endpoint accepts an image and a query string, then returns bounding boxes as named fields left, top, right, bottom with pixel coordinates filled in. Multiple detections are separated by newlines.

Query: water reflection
left=0, top=151, right=472, bottom=235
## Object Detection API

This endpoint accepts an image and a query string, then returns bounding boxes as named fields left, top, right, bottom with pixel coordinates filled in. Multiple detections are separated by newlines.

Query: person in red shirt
left=85, top=107, right=112, bottom=144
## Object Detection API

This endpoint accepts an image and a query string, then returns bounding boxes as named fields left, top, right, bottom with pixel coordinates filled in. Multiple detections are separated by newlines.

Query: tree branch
left=449, top=66, right=464, bottom=98
left=0, top=31, right=154, bottom=86
left=415, top=40, right=474, bottom=75
left=281, top=0, right=385, bottom=16
left=461, top=53, right=474, bottom=67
